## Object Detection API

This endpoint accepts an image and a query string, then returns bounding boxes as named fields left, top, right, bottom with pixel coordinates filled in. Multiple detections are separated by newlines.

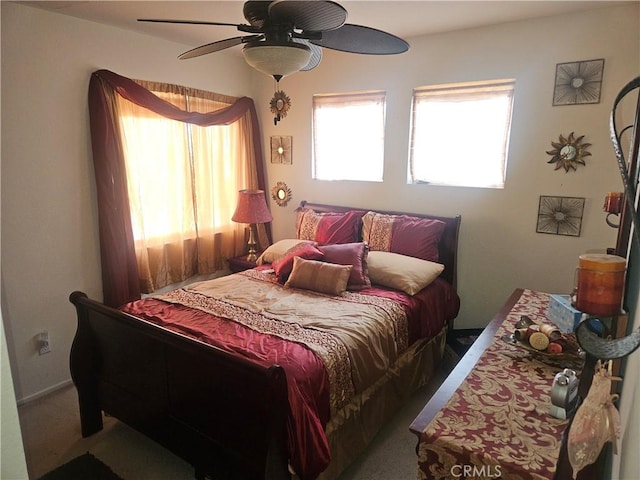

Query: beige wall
left=253, top=7, right=639, bottom=478
left=0, top=1, right=252, bottom=403
left=1, top=2, right=639, bottom=479
left=256, top=4, right=639, bottom=334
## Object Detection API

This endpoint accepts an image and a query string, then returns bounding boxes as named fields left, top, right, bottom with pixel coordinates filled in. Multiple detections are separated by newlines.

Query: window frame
left=408, top=79, right=516, bottom=188
left=312, top=90, right=386, bottom=182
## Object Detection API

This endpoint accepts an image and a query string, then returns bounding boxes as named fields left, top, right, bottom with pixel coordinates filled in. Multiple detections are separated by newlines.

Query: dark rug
left=38, top=453, right=123, bottom=480
left=447, top=328, right=484, bottom=356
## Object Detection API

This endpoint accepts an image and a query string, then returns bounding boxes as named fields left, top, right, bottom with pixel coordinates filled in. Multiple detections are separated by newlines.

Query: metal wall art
left=546, top=132, right=591, bottom=172
left=270, top=90, right=291, bottom=125
left=270, top=135, right=292, bottom=164
left=536, top=196, right=585, bottom=237
left=553, top=59, right=604, bottom=106
left=271, top=181, right=292, bottom=207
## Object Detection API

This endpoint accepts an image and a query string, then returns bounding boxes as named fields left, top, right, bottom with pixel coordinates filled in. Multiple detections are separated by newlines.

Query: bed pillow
left=318, top=242, right=371, bottom=291
left=361, top=211, right=445, bottom=262
left=296, top=208, right=365, bottom=245
left=272, top=242, right=324, bottom=282
left=256, top=239, right=313, bottom=265
left=285, top=256, right=352, bottom=296
left=367, top=251, right=444, bottom=295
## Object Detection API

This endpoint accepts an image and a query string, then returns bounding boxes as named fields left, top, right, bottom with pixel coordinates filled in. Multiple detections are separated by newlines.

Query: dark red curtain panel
left=88, top=69, right=267, bottom=307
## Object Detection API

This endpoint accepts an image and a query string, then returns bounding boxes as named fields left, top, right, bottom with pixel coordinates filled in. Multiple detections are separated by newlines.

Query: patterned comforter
left=122, top=269, right=458, bottom=479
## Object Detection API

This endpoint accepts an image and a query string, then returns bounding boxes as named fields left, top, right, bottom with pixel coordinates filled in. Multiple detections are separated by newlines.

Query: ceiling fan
left=139, top=0, right=409, bottom=81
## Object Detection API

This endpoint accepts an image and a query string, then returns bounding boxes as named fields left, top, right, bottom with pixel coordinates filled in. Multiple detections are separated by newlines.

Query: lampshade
left=243, top=41, right=312, bottom=78
left=232, top=189, right=273, bottom=224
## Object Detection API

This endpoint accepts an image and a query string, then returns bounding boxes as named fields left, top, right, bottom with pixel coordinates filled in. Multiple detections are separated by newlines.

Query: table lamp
left=232, top=189, right=273, bottom=262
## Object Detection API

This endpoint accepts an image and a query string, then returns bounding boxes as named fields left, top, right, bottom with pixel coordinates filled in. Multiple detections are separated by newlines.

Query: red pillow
left=272, top=242, right=324, bottom=282
left=319, top=242, right=371, bottom=291
left=296, top=208, right=365, bottom=245
left=362, top=211, right=445, bottom=262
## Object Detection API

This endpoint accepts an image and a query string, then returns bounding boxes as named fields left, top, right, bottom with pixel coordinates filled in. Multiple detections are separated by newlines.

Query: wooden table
left=410, top=288, right=598, bottom=480
left=227, top=253, right=261, bottom=273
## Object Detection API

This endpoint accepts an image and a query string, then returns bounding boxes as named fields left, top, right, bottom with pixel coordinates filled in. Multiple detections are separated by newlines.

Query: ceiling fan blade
left=269, top=0, right=346, bottom=32
left=178, top=35, right=264, bottom=59
left=139, top=18, right=241, bottom=27
left=292, top=39, right=323, bottom=71
left=310, top=24, right=409, bottom=55
left=138, top=18, right=261, bottom=34
left=243, top=1, right=272, bottom=29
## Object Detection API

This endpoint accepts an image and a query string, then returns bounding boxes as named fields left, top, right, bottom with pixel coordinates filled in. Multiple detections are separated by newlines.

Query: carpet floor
left=22, top=347, right=461, bottom=480
left=37, top=453, right=122, bottom=480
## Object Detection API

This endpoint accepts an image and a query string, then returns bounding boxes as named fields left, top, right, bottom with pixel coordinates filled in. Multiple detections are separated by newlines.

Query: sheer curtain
left=88, top=70, right=270, bottom=307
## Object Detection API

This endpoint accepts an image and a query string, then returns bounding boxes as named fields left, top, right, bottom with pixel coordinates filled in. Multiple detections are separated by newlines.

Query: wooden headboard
left=298, top=201, right=462, bottom=288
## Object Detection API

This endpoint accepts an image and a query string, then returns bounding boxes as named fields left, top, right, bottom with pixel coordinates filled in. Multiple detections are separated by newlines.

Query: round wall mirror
left=271, top=181, right=292, bottom=207
left=560, top=145, right=577, bottom=161
left=270, top=90, right=291, bottom=126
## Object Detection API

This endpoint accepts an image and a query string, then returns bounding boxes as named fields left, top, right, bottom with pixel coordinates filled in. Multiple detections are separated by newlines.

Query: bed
left=69, top=201, right=461, bottom=480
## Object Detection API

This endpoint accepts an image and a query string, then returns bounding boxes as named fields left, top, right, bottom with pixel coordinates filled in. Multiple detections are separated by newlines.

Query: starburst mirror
left=546, top=132, right=591, bottom=172
left=271, top=181, right=292, bottom=207
left=270, top=90, right=291, bottom=126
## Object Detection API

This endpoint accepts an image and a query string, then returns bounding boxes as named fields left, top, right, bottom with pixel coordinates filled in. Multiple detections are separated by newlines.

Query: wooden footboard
left=69, top=291, right=291, bottom=480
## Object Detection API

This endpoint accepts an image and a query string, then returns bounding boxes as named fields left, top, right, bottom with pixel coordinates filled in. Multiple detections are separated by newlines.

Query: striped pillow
left=285, top=257, right=352, bottom=296
left=296, top=208, right=365, bottom=245
left=362, top=211, right=445, bottom=262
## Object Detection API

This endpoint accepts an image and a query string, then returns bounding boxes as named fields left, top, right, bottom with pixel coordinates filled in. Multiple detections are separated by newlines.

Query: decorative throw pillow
left=367, top=251, right=444, bottom=295
left=256, top=239, right=313, bottom=265
left=272, top=242, right=324, bottom=282
left=319, top=242, right=371, bottom=291
left=361, top=211, right=445, bottom=262
left=296, top=208, right=365, bottom=245
left=285, top=256, right=352, bottom=296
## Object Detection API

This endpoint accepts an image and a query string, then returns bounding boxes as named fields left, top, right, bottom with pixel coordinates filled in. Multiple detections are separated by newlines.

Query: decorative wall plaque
left=536, top=196, right=585, bottom=236
left=553, top=59, right=604, bottom=106
left=270, top=136, right=292, bottom=164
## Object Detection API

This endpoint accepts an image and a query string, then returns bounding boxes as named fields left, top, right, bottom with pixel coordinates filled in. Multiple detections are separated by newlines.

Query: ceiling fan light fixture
left=242, top=41, right=312, bottom=78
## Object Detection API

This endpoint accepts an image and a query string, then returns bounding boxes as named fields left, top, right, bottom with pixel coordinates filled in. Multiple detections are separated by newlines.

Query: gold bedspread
left=156, top=269, right=409, bottom=413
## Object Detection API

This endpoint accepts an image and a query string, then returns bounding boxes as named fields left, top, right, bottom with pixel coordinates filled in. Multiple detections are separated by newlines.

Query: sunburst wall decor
left=553, top=59, right=604, bottom=106
left=271, top=181, right=292, bottom=207
left=536, top=196, right=585, bottom=237
left=270, top=90, right=291, bottom=126
left=546, top=132, right=591, bottom=172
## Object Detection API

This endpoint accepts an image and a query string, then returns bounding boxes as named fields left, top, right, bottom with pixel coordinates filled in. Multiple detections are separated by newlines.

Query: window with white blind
left=408, top=79, right=515, bottom=188
left=312, top=91, right=386, bottom=182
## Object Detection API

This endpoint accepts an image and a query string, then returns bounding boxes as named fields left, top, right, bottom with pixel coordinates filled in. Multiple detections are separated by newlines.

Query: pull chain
left=273, top=79, right=281, bottom=125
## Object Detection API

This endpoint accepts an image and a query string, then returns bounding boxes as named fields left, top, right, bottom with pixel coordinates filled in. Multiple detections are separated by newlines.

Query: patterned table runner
left=417, top=289, right=584, bottom=480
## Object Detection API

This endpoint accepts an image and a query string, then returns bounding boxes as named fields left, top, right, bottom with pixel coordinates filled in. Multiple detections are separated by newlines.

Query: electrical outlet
left=38, top=331, right=51, bottom=355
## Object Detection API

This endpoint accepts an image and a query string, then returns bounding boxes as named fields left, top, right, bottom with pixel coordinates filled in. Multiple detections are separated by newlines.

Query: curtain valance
left=88, top=69, right=268, bottom=307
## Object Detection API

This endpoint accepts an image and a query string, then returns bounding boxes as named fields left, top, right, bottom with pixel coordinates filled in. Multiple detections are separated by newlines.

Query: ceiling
left=22, top=0, right=631, bottom=58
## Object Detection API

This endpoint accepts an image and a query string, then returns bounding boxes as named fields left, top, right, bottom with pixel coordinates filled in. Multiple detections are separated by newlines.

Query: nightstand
left=228, top=254, right=261, bottom=273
